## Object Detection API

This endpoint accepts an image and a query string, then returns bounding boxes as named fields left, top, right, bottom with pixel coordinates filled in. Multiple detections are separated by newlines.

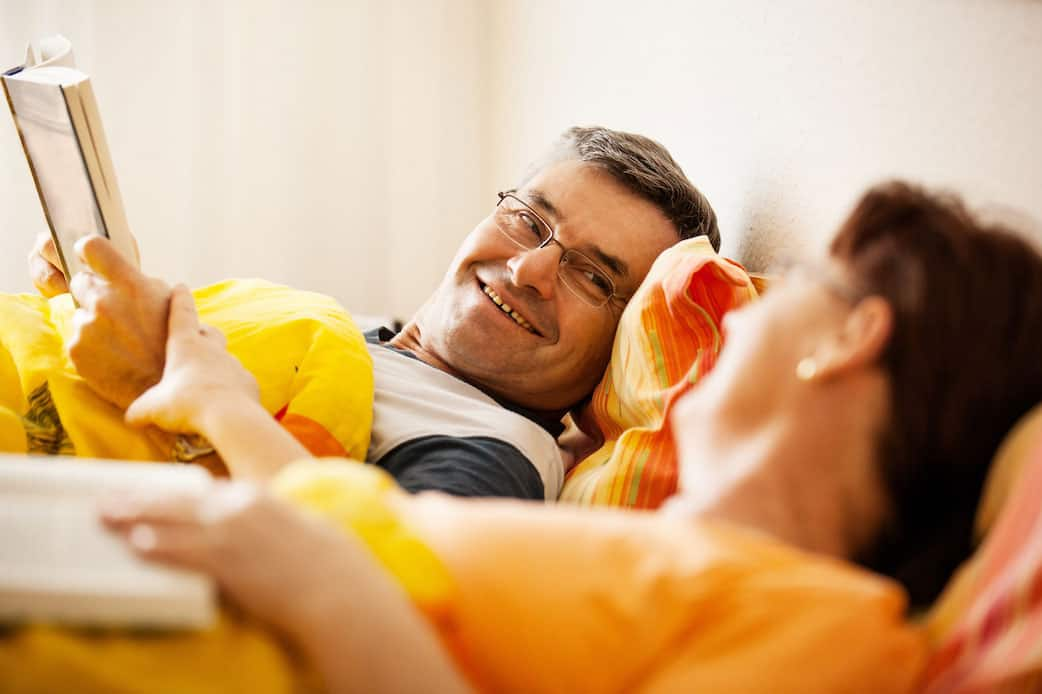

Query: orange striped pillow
left=559, top=237, right=758, bottom=508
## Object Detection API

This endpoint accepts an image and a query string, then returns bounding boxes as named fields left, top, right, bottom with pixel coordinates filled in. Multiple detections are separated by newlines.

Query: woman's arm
left=297, top=526, right=472, bottom=694
left=101, top=484, right=471, bottom=694
left=198, top=395, right=312, bottom=480
left=124, top=285, right=312, bottom=480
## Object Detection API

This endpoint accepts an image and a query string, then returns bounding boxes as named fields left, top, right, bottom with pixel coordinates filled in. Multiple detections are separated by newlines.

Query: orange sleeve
left=404, top=496, right=926, bottom=694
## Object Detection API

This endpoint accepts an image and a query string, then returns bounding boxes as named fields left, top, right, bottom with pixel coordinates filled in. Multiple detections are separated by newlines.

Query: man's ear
left=810, top=296, right=893, bottom=380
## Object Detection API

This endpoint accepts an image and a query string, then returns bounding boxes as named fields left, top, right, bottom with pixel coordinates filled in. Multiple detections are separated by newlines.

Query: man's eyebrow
left=588, top=247, right=629, bottom=281
left=526, top=189, right=564, bottom=223
left=525, top=188, right=630, bottom=281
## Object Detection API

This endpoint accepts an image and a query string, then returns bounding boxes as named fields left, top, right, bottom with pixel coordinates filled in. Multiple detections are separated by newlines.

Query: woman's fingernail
left=128, top=524, right=158, bottom=551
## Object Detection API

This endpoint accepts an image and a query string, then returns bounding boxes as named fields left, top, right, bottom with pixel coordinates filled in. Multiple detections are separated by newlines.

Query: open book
left=0, top=455, right=217, bottom=629
left=2, top=35, right=137, bottom=281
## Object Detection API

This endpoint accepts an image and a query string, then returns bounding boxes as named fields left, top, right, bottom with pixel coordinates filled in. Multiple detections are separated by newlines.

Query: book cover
left=2, top=35, right=137, bottom=281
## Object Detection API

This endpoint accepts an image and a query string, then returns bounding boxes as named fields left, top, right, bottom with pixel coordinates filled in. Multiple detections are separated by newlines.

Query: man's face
left=417, top=160, right=678, bottom=410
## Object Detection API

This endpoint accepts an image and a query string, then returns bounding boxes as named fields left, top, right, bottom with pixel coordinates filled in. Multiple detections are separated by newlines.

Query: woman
left=10, top=182, right=1042, bottom=692
left=666, top=182, right=1042, bottom=606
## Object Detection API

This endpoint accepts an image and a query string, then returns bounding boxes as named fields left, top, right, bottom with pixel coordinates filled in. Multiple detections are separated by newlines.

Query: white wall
left=2, top=1, right=1040, bottom=318
left=482, top=0, right=1042, bottom=268
left=1, top=0, right=484, bottom=318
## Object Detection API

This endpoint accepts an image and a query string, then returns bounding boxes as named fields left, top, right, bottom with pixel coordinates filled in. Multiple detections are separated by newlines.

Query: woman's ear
left=807, top=296, right=893, bottom=381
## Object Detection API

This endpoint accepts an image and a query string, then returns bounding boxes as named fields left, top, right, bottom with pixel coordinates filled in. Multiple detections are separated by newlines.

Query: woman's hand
left=125, top=284, right=260, bottom=434
left=100, top=481, right=359, bottom=639
left=100, top=483, right=473, bottom=694
left=125, top=283, right=309, bottom=480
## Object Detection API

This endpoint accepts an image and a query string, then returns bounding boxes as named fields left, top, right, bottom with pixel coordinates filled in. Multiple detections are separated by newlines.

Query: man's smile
left=478, top=281, right=541, bottom=336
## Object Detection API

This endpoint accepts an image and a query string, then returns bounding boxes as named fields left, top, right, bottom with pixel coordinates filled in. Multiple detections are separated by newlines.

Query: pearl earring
left=796, top=358, right=818, bottom=381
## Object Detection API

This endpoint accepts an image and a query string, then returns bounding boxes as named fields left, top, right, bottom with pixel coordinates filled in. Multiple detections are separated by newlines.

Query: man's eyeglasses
left=493, top=191, right=626, bottom=308
left=770, top=255, right=864, bottom=305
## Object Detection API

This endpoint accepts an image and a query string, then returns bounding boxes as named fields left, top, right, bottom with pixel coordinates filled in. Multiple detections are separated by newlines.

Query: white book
left=0, top=455, right=217, bottom=629
left=2, top=35, right=137, bottom=281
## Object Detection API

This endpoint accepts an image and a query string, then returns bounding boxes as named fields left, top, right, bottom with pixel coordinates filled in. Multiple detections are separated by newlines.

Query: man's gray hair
left=524, top=126, right=721, bottom=251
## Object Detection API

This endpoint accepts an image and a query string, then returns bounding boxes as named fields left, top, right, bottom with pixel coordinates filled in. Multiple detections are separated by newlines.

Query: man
left=30, top=126, right=720, bottom=500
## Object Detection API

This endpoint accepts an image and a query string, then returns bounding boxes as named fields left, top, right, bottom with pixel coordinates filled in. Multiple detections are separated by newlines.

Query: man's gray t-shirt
left=364, top=329, right=565, bottom=501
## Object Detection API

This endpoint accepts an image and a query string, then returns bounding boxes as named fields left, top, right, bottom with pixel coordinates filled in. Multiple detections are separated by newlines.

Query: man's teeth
left=482, top=285, right=536, bottom=333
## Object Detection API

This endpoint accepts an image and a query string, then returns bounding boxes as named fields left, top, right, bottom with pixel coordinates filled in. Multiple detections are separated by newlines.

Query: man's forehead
left=516, top=163, right=678, bottom=287
left=520, top=185, right=632, bottom=282
left=518, top=160, right=673, bottom=234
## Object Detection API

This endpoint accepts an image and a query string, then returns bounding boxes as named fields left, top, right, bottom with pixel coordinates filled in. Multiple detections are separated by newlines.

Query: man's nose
left=507, top=243, right=561, bottom=300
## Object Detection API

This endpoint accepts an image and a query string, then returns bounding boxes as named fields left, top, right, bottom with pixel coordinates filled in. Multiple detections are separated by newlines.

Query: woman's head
left=672, top=181, right=1042, bottom=606
left=831, top=182, right=1042, bottom=605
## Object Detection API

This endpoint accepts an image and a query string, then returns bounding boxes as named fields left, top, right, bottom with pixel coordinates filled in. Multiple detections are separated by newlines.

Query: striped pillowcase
left=559, top=237, right=758, bottom=508
left=922, top=405, right=1042, bottom=692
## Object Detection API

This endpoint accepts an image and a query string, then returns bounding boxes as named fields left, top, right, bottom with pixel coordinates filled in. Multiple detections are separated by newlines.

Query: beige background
left=2, top=0, right=1040, bottom=318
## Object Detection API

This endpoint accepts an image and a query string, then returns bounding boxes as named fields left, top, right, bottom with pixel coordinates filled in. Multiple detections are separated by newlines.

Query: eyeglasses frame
left=494, top=190, right=629, bottom=309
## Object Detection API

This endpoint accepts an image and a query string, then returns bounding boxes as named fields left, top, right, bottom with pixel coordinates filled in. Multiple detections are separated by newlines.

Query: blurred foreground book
left=0, top=456, right=216, bottom=629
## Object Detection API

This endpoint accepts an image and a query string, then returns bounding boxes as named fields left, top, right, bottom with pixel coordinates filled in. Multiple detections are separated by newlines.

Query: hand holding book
left=29, top=227, right=141, bottom=298
left=98, top=479, right=352, bottom=646
left=28, top=231, right=70, bottom=296
left=0, top=456, right=216, bottom=628
left=66, top=235, right=170, bottom=411
left=6, top=36, right=168, bottom=412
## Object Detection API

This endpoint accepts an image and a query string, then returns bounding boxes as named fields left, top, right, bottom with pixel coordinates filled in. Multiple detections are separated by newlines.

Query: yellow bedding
left=0, top=279, right=373, bottom=465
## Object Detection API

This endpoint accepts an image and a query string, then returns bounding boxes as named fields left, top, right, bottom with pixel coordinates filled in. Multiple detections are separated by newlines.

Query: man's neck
left=386, top=320, right=569, bottom=435
left=387, top=320, right=462, bottom=380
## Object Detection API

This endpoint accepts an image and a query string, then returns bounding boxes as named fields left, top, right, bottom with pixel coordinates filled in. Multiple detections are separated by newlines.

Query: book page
left=24, top=35, right=75, bottom=70
left=0, top=456, right=217, bottom=629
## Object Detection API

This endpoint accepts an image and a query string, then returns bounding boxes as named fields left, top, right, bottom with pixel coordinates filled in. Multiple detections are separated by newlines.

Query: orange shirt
left=405, top=494, right=927, bottom=694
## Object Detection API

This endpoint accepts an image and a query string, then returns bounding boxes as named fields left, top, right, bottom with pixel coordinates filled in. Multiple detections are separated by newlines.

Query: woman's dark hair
left=525, top=126, right=721, bottom=251
left=832, top=181, right=1042, bottom=607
